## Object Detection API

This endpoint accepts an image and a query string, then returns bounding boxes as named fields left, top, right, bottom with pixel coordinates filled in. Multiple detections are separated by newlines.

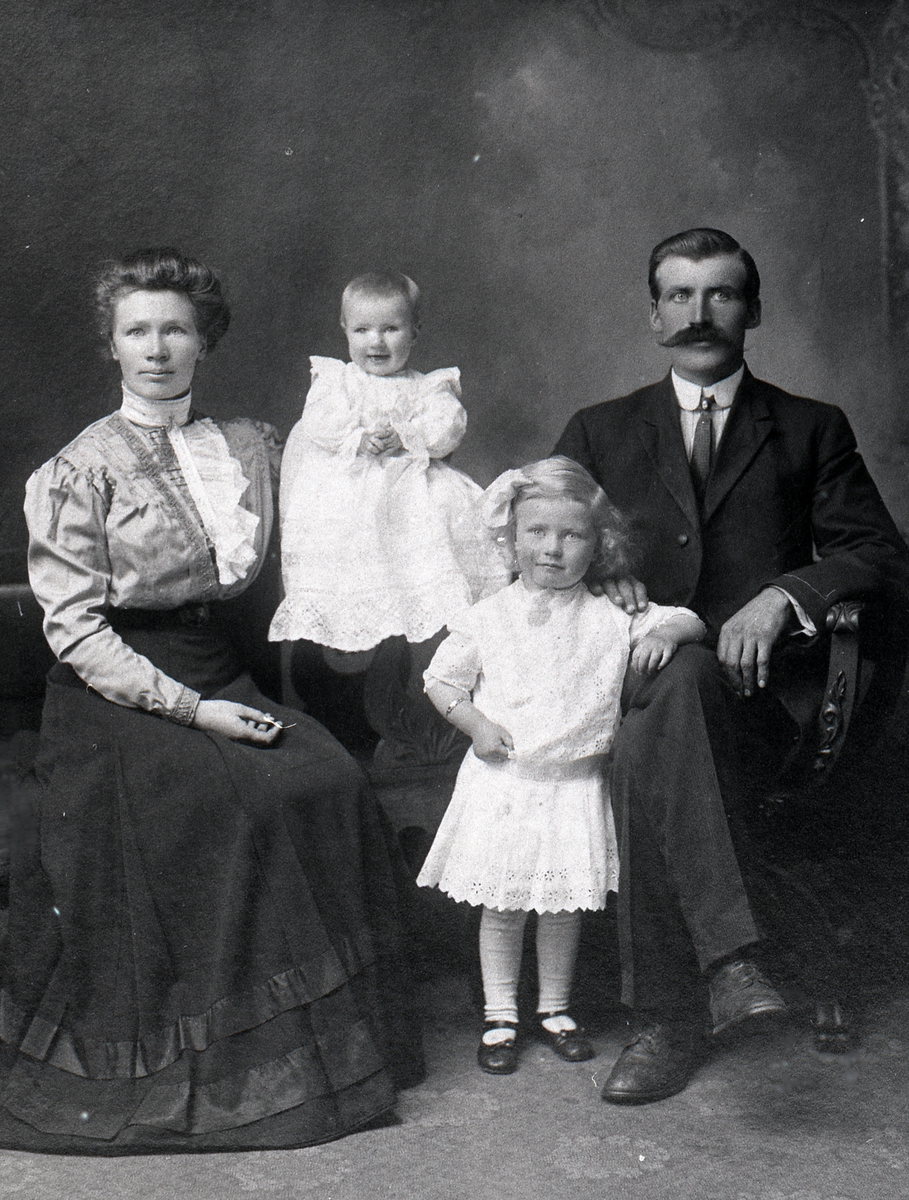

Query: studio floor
left=0, top=967, right=907, bottom=1200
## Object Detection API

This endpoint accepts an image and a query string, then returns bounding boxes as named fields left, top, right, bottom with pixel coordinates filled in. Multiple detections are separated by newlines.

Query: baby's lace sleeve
left=393, top=367, right=467, bottom=461
left=298, top=357, right=365, bottom=463
left=423, top=629, right=482, bottom=694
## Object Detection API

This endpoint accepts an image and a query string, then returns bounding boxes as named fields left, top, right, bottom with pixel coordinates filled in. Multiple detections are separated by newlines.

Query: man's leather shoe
left=477, top=1022, right=519, bottom=1074
left=600, top=1022, right=706, bottom=1104
left=709, top=959, right=788, bottom=1036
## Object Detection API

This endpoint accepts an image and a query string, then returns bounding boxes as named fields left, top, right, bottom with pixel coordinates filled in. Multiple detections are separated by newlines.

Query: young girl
left=416, top=457, right=705, bottom=1074
left=269, top=272, right=506, bottom=658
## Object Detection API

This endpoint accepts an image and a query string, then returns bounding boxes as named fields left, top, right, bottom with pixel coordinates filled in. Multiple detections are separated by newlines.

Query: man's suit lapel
left=636, top=376, right=699, bottom=527
left=702, top=371, right=774, bottom=524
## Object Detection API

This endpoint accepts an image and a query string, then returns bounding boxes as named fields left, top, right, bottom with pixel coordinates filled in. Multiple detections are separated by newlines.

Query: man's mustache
left=657, top=324, right=735, bottom=349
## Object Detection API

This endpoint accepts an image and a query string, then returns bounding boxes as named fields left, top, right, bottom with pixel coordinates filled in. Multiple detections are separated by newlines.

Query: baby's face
left=514, top=496, right=596, bottom=591
left=341, top=293, right=416, bottom=376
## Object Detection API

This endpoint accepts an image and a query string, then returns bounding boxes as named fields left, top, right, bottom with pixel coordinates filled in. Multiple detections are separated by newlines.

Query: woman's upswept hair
left=94, top=247, right=231, bottom=352
left=340, top=271, right=421, bottom=328
left=491, top=456, right=635, bottom=580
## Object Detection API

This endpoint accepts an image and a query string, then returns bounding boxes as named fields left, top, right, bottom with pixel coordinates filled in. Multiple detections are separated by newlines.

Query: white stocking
left=536, top=909, right=582, bottom=1030
left=479, top=907, right=528, bottom=1038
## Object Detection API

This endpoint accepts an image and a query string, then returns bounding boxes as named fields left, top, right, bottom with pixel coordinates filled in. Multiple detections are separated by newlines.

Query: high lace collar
left=120, top=384, right=192, bottom=429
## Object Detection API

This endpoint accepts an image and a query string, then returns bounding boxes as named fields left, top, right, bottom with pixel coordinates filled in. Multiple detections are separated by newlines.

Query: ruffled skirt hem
left=416, top=751, right=619, bottom=912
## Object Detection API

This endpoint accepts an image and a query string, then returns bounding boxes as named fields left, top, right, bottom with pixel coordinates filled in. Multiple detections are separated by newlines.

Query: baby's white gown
left=417, top=581, right=696, bottom=913
left=269, top=357, right=508, bottom=651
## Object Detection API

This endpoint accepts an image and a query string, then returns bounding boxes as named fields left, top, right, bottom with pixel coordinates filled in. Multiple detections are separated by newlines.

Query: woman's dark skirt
left=0, top=617, right=424, bottom=1153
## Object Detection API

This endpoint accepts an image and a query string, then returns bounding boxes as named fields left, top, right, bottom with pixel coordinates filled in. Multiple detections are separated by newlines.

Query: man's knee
left=621, top=641, right=726, bottom=714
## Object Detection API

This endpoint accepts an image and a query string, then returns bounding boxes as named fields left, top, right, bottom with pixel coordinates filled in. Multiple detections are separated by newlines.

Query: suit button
left=677, top=533, right=689, bottom=546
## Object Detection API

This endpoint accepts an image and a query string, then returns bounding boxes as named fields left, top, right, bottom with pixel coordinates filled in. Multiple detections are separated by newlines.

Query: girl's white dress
left=269, top=357, right=508, bottom=650
left=416, top=580, right=697, bottom=913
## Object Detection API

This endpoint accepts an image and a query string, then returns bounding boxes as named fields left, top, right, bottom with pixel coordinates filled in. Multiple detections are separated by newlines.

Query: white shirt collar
left=120, top=384, right=192, bottom=428
left=671, top=365, right=744, bottom=412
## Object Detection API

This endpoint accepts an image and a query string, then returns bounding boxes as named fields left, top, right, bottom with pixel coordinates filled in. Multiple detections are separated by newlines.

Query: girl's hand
left=472, top=718, right=514, bottom=762
left=192, top=699, right=282, bottom=745
left=631, top=632, right=678, bottom=675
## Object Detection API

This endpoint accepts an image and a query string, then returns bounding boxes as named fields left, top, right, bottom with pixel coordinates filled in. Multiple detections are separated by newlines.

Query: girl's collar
left=517, top=577, right=585, bottom=626
left=119, top=384, right=192, bottom=429
left=517, top=576, right=585, bottom=599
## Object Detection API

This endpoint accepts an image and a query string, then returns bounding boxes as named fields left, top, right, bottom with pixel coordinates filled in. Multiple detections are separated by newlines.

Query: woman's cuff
left=171, top=686, right=202, bottom=726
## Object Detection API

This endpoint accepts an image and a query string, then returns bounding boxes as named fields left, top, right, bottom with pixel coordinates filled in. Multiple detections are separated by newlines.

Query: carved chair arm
left=814, top=600, right=865, bottom=773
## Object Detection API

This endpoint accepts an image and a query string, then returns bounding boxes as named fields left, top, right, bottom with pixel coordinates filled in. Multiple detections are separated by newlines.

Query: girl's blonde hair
left=340, top=271, right=421, bottom=328
left=488, top=456, right=635, bottom=581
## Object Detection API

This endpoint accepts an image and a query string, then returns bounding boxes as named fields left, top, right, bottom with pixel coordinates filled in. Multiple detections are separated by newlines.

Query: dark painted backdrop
left=2, top=0, right=905, bottom=582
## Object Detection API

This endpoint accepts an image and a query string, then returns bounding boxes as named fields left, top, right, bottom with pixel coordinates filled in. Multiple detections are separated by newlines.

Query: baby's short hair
left=496, top=456, right=635, bottom=580
left=340, top=272, right=421, bottom=327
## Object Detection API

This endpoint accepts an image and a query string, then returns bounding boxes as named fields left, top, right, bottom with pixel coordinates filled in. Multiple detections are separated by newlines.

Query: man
left=555, top=227, right=909, bottom=1104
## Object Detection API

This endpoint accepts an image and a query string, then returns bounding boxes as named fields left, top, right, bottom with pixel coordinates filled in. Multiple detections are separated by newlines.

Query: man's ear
left=649, top=298, right=662, bottom=334
left=745, top=298, right=761, bottom=330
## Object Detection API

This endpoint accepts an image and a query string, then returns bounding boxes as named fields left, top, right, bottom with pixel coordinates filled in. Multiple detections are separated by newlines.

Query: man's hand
left=589, top=575, right=649, bottom=614
left=716, top=588, right=793, bottom=697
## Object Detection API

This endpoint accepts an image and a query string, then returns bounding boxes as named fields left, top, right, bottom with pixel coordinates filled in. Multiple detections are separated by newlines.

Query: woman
left=0, top=248, right=423, bottom=1153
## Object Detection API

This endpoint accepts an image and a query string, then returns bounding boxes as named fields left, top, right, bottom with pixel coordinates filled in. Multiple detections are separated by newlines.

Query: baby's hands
left=472, top=718, right=514, bottom=762
left=631, top=632, right=679, bottom=676
left=360, top=427, right=403, bottom=456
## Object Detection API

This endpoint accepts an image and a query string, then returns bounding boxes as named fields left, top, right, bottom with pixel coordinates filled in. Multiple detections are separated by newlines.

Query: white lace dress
left=416, top=580, right=696, bottom=913
left=269, top=357, right=508, bottom=650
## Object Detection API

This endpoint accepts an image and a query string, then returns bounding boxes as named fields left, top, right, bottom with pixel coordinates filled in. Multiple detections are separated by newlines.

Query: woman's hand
left=471, top=716, right=514, bottom=762
left=192, top=699, right=282, bottom=745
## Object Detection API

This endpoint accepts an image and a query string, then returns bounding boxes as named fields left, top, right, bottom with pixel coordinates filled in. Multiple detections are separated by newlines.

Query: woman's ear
left=109, top=339, right=120, bottom=362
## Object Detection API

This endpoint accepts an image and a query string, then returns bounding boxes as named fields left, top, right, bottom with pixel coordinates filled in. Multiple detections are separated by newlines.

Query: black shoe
left=600, top=1022, right=707, bottom=1105
left=537, top=1013, right=595, bottom=1062
left=477, top=1021, right=520, bottom=1074
left=708, top=959, right=788, bottom=1037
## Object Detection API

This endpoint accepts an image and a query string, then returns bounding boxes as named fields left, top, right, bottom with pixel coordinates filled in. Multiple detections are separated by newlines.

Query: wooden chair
left=738, top=598, right=908, bottom=1052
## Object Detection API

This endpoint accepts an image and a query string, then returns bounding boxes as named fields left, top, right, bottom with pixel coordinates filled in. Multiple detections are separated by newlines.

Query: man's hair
left=648, top=228, right=760, bottom=306
left=340, top=271, right=421, bottom=327
left=94, top=248, right=230, bottom=352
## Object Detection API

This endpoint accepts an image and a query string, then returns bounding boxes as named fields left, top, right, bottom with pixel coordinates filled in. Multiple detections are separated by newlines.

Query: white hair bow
left=478, top=468, right=534, bottom=528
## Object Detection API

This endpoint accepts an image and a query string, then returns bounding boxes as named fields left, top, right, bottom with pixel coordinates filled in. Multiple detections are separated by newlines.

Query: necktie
left=690, top=391, right=716, bottom=499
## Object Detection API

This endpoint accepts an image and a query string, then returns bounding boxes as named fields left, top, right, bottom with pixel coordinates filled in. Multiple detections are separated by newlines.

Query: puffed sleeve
left=422, top=627, right=483, bottom=694
left=24, top=458, right=200, bottom=723
left=249, top=419, right=283, bottom=496
left=392, top=367, right=467, bottom=461
left=297, top=356, right=366, bottom=465
left=627, top=602, right=703, bottom=647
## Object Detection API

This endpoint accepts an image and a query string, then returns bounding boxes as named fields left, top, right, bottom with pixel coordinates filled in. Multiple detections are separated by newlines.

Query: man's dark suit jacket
left=554, top=369, right=909, bottom=637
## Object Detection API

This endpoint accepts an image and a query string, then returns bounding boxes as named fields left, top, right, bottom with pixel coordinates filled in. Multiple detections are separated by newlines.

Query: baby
left=269, top=272, right=506, bottom=660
